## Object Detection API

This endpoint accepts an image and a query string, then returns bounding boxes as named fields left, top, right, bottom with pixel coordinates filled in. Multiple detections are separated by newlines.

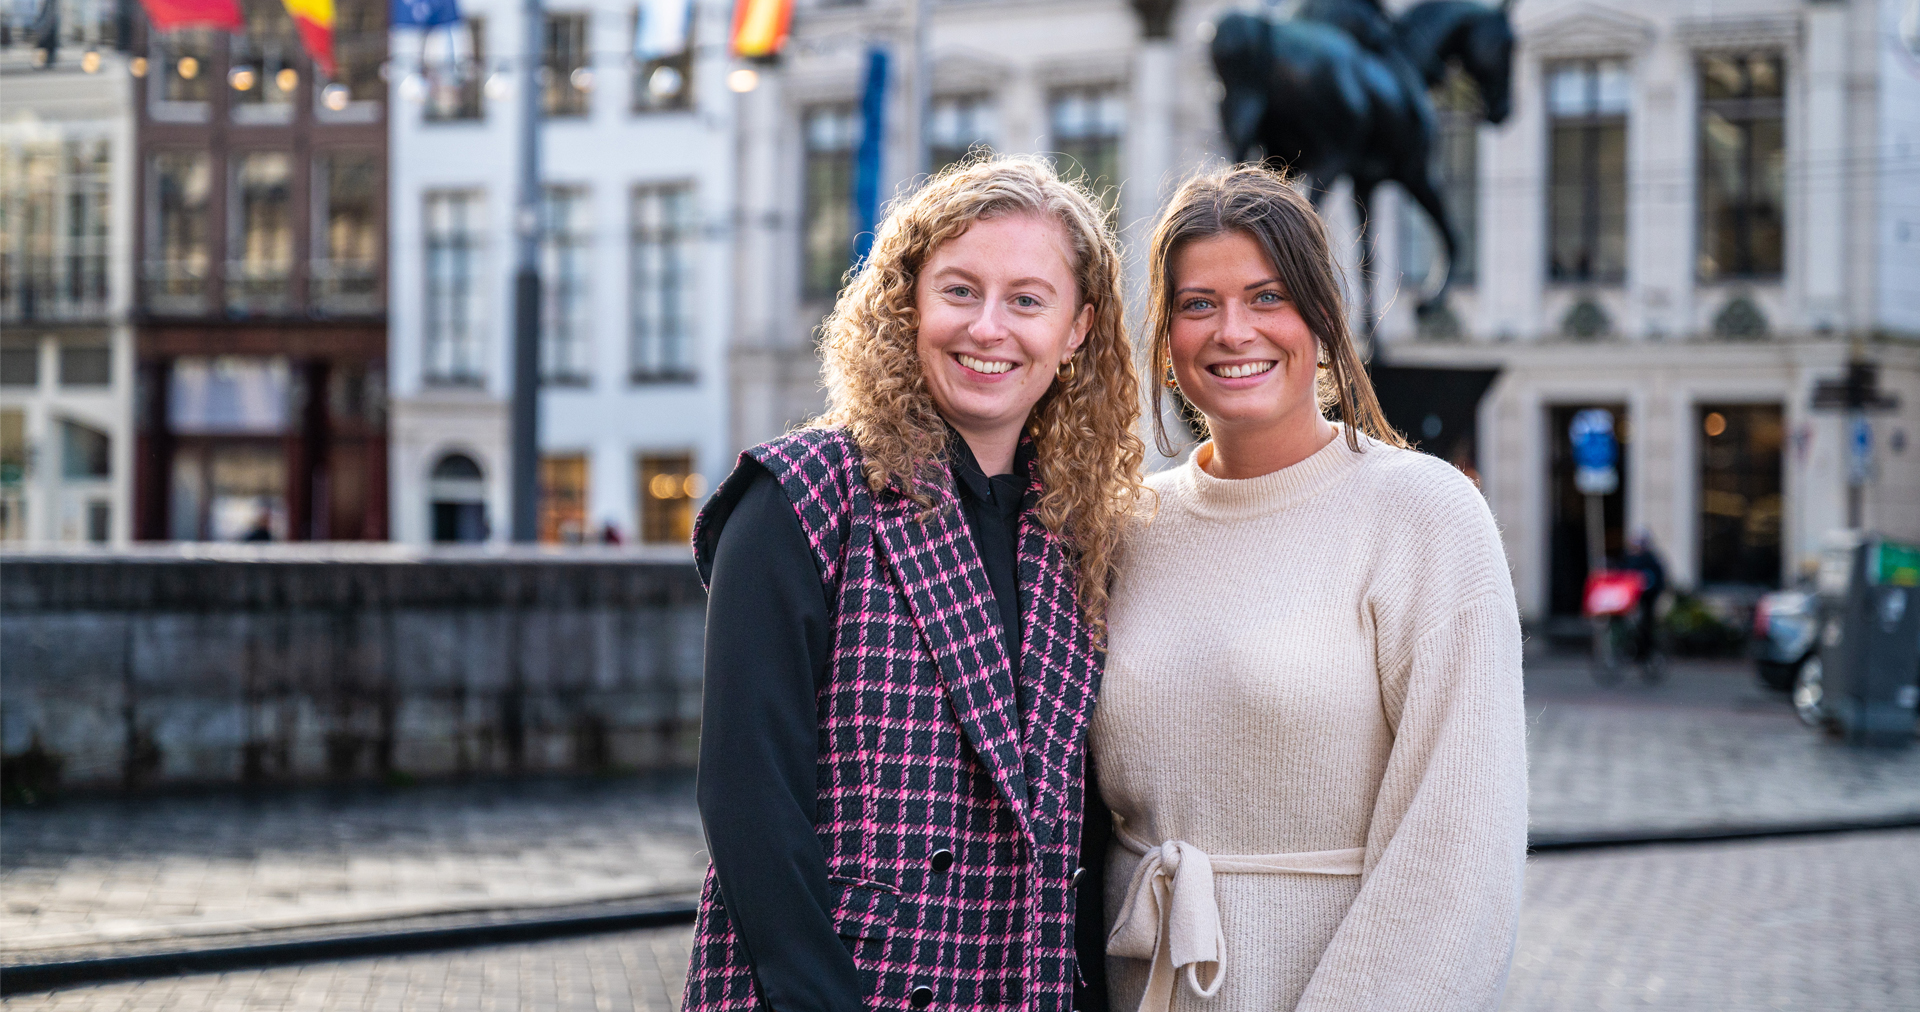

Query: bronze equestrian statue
left=1212, top=0, right=1516, bottom=325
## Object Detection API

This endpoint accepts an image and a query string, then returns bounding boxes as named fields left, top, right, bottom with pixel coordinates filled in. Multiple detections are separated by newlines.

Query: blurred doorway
left=539, top=453, right=588, bottom=544
left=1548, top=403, right=1628, bottom=618
left=429, top=452, right=488, bottom=543
left=1697, top=404, right=1783, bottom=588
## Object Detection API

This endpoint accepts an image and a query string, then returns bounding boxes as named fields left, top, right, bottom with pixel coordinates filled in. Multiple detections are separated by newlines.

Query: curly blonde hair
left=816, top=155, right=1145, bottom=631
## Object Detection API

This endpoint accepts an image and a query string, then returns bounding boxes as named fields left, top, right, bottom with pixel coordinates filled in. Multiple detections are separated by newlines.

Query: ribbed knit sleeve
left=1295, top=587, right=1527, bottom=1010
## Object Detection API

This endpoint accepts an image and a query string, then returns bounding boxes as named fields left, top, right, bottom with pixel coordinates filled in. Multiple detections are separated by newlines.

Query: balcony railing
left=311, top=259, right=382, bottom=316
left=142, top=259, right=208, bottom=316
left=1, top=255, right=111, bottom=324
left=224, top=260, right=293, bottom=315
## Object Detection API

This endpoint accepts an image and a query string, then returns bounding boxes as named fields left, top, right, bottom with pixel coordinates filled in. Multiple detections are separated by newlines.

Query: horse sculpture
left=1212, top=0, right=1516, bottom=326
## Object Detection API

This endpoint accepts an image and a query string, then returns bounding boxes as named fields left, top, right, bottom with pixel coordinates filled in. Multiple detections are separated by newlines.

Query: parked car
left=1752, top=588, right=1823, bottom=695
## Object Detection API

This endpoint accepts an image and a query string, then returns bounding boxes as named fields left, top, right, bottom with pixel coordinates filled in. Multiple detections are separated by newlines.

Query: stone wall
left=0, top=546, right=706, bottom=793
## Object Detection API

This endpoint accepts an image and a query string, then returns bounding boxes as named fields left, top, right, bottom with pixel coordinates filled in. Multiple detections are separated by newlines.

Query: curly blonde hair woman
left=819, top=156, right=1145, bottom=624
left=685, top=155, right=1144, bottom=1012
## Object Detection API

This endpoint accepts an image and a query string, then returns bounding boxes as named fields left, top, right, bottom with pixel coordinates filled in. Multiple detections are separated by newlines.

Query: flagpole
left=509, top=0, right=543, bottom=542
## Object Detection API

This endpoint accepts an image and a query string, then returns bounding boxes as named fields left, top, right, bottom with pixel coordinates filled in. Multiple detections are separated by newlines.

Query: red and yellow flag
left=282, top=0, right=336, bottom=78
left=730, top=0, right=791, bottom=58
left=137, top=0, right=245, bottom=32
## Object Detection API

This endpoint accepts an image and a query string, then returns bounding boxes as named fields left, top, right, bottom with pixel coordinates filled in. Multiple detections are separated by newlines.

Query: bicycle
left=1584, top=569, right=1666, bottom=686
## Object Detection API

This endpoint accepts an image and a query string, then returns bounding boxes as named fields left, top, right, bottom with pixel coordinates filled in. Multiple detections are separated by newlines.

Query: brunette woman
left=687, top=158, right=1143, bottom=1012
left=1090, top=165, right=1526, bottom=1011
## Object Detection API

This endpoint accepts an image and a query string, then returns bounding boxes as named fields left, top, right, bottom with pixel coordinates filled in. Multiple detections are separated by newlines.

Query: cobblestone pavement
left=10, top=829, right=1914, bottom=1011
left=5, top=658, right=1916, bottom=969
left=1523, top=656, right=1920, bottom=837
left=3, top=925, right=694, bottom=1011
left=1501, top=828, right=1920, bottom=1012
left=1, top=774, right=707, bottom=958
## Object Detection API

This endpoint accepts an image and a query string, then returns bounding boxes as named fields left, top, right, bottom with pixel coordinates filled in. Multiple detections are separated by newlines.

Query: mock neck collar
left=947, top=427, right=1032, bottom=513
left=1171, top=425, right=1368, bottom=522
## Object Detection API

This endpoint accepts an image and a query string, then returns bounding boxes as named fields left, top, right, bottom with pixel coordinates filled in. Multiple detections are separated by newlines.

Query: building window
left=544, top=13, right=591, bottom=118
left=632, top=5, right=693, bottom=113
left=423, top=190, right=486, bottom=385
left=228, top=152, right=294, bottom=314
left=60, top=419, right=110, bottom=480
left=425, top=17, right=486, bottom=122
left=539, top=452, right=588, bottom=543
left=58, top=344, right=111, bottom=386
left=1546, top=59, right=1628, bottom=284
left=322, top=0, right=387, bottom=117
left=1402, top=68, right=1479, bottom=288
left=147, top=151, right=212, bottom=314
left=630, top=183, right=695, bottom=382
left=638, top=452, right=701, bottom=545
left=1, top=343, right=38, bottom=386
left=429, top=452, right=488, bottom=542
left=314, top=151, right=381, bottom=314
left=803, top=104, right=858, bottom=298
left=152, top=30, right=216, bottom=114
left=231, top=0, right=300, bottom=124
left=0, top=409, right=24, bottom=541
left=541, top=185, right=592, bottom=384
left=1049, top=86, right=1124, bottom=219
left=1, top=137, right=111, bottom=322
left=1698, top=54, right=1784, bottom=280
left=1698, top=404, right=1783, bottom=586
left=929, top=94, right=996, bottom=175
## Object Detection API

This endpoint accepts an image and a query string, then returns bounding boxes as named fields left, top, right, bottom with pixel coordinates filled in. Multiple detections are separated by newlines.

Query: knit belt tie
left=1107, top=827, right=1365, bottom=1012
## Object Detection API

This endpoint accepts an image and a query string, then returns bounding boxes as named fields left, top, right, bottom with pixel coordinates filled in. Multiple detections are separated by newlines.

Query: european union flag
left=391, top=0, right=459, bottom=28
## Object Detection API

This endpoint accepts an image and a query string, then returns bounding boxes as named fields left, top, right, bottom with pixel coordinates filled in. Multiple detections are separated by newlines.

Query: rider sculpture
left=1211, top=0, right=1516, bottom=324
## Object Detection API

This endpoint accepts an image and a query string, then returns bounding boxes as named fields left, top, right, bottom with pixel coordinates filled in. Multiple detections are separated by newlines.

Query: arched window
left=428, top=452, right=487, bottom=543
left=431, top=453, right=483, bottom=481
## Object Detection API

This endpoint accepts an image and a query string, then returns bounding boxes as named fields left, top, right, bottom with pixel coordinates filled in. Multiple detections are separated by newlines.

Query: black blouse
left=695, top=435, right=1108, bottom=1012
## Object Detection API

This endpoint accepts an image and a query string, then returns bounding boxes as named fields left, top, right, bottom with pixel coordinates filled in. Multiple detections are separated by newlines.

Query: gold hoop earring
left=1057, top=357, right=1077, bottom=383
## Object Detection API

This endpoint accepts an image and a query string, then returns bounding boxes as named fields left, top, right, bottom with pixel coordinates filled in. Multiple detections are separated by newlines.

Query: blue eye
left=1254, top=290, right=1284, bottom=304
left=1014, top=295, right=1040, bottom=308
left=948, top=285, right=974, bottom=299
left=1182, top=298, right=1214, bottom=312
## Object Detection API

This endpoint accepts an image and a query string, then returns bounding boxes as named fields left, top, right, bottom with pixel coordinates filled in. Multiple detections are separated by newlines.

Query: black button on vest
left=910, top=985, right=934, bottom=1008
left=930, top=848, right=954, bottom=872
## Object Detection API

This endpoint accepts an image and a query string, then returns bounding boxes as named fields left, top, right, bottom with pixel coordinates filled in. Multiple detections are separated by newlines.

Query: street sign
left=1849, top=414, right=1873, bottom=487
left=1570, top=408, right=1619, bottom=496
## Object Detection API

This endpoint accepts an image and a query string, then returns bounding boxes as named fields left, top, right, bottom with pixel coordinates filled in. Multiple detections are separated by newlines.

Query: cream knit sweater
left=1091, top=431, right=1527, bottom=1012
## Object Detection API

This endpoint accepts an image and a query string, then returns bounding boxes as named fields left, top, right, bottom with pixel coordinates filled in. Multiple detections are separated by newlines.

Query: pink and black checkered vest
left=685, top=426, right=1101, bottom=1012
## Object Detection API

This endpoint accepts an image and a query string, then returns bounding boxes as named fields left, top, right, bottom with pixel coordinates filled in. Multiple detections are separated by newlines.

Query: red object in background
left=1584, top=570, right=1645, bottom=618
left=138, top=0, right=245, bottom=31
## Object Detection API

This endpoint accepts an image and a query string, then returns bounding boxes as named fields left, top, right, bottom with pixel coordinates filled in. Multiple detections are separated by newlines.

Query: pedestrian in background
left=1088, top=165, right=1527, bottom=1011
left=1619, top=529, right=1667, bottom=664
left=686, top=156, right=1144, bottom=1012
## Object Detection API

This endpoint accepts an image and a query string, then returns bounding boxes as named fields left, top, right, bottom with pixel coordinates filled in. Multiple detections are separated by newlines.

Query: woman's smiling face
left=1168, top=230, right=1321, bottom=440
left=915, top=211, right=1092, bottom=449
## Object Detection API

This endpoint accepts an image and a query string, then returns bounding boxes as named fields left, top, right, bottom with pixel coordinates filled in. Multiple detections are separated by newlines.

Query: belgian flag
left=729, top=0, right=790, bottom=58
left=282, top=0, right=336, bottom=77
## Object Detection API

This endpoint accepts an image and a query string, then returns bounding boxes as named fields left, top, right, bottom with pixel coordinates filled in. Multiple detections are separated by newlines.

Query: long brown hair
left=816, top=155, right=1146, bottom=631
left=1145, top=164, right=1406, bottom=455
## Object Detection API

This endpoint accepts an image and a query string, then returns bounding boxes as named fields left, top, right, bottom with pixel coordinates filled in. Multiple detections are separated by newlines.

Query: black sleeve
left=696, top=462, right=863, bottom=1012
left=1073, top=753, right=1112, bottom=1012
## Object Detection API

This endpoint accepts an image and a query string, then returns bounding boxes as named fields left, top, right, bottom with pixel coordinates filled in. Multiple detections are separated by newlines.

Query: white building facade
left=0, top=11, right=137, bottom=546
left=733, top=0, right=1920, bottom=623
left=388, top=0, right=735, bottom=547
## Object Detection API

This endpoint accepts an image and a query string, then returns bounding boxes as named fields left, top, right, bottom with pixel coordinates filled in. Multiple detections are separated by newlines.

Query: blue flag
left=851, top=47, right=888, bottom=269
left=392, top=0, right=459, bottom=29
